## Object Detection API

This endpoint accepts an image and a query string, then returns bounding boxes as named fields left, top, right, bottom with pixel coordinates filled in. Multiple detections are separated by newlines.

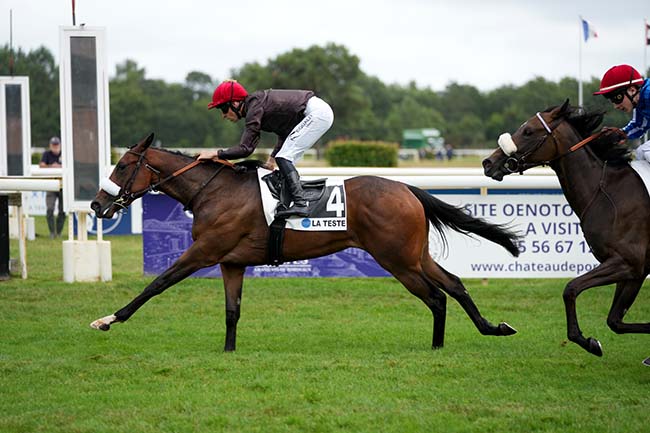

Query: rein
left=504, top=113, right=607, bottom=174
left=569, top=130, right=606, bottom=152
left=109, top=151, right=238, bottom=210
left=502, top=119, right=617, bottom=222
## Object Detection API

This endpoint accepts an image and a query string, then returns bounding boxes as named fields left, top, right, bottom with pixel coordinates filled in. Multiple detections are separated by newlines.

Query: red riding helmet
left=208, top=80, right=248, bottom=109
left=594, top=64, right=644, bottom=95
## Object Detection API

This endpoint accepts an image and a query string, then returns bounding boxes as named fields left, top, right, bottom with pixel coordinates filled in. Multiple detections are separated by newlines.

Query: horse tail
left=406, top=184, right=521, bottom=257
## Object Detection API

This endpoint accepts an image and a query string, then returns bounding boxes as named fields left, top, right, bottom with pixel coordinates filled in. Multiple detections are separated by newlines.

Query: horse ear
left=550, top=99, right=571, bottom=120
left=143, top=133, right=155, bottom=149
left=559, top=99, right=570, bottom=116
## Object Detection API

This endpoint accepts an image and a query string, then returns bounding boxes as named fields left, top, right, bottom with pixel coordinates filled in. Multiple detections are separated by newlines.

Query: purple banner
left=142, top=193, right=389, bottom=277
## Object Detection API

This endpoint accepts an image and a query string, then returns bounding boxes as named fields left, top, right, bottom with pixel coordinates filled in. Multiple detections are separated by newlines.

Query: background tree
left=0, top=44, right=59, bottom=147
left=234, top=43, right=372, bottom=146
left=2, top=43, right=640, bottom=152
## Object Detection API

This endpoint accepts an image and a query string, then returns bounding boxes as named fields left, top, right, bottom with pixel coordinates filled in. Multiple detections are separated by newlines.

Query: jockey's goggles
left=605, top=89, right=626, bottom=104
left=216, top=103, right=230, bottom=114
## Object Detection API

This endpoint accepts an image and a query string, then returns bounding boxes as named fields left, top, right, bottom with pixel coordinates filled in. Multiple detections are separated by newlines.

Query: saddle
left=262, top=170, right=327, bottom=213
left=262, top=170, right=327, bottom=267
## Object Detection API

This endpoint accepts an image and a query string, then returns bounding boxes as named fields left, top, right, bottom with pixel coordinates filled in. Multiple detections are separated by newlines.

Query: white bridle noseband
left=498, top=133, right=517, bottom=156
left=100, top=177, right=121, bottom=196
left=498, top=112, right=553, bottom=156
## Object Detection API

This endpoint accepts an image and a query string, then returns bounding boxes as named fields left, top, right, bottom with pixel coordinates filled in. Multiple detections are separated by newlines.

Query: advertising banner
left=142, top=191, right=599, bottom=278
left=434, top=192, right=599, bottom=278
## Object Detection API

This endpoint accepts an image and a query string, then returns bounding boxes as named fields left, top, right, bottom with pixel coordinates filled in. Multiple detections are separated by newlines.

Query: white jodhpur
left=275, top=96, right=334, bottom=163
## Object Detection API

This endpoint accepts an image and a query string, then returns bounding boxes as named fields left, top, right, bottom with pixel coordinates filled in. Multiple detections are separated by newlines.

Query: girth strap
left=267, top=217, right=287, bottom=266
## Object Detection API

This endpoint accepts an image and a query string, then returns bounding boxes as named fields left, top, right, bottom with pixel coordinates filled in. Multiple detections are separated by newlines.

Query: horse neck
left=551, top=131, right=606, bottom=217
left=146, top=149, right=221, bottom=206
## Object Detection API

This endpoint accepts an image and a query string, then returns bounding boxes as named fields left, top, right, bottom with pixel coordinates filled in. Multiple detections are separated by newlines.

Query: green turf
left=1, top=217, right=649, bottom=433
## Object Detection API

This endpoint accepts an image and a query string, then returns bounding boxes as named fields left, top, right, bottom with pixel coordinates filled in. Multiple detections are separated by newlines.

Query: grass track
left=1, top=218, right=649, bottom=432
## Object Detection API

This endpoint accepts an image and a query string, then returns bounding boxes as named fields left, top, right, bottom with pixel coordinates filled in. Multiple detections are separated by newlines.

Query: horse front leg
left=90, top=244, right=212, bottom=331
left=562, top=260, right=634, bottom=357
left=220, top=264, right=245, bottom=352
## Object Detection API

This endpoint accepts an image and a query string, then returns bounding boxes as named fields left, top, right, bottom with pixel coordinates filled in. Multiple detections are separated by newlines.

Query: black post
left=0, top=195, right=9, bottom=279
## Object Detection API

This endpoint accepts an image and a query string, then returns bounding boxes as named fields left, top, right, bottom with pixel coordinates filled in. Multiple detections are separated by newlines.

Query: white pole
left=97, top=216, right=103, bottom=242
left=578, top=16, right=584, bottom=107
left=642, top=18, right=648, bottom=76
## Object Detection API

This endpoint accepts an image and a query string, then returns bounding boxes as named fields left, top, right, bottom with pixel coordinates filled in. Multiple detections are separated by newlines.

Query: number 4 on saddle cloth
left=258, top=168, right=348, bottom=265
left=258, top=168, right=347, bottom=231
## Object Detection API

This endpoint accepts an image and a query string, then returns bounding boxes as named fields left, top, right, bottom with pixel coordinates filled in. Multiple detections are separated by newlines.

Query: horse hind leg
left=422, top=257, right=517, bottom=337
left=390, top=269, right=448, bottom=349
left=606, top=279, right=650, bottom=335
left=606, top=279, right=650, bottom=366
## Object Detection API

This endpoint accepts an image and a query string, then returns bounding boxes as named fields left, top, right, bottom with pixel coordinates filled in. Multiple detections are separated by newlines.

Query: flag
left=581, top=18, right=598, bottom=42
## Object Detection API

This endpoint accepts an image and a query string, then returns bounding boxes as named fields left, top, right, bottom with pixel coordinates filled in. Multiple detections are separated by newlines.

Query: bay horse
left=483, top=100, right=650, bottom=361
left=90, top=133, right=521, bottom=352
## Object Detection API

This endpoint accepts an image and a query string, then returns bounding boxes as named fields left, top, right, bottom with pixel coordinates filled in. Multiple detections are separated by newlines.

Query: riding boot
left=56, top=213, right=66, bottom=236
left=275, top=157, right=309, bottom=218
left=46, top=212, right=55, bottom=238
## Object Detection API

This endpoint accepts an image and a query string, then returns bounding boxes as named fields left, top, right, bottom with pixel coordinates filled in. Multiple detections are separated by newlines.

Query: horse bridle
left=500, top=113, right=608, bottom=175
left=501, top=112, right=562, bottom=174
left=99, top=148, right=161, bottom=211
left=101, top=148, right=237, bottom=211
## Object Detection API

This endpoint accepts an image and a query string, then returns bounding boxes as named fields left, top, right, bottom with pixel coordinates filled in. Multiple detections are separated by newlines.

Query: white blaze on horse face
left=100, top=177, right=121, bottom=196
left=498, top=133, right=517, bottom=156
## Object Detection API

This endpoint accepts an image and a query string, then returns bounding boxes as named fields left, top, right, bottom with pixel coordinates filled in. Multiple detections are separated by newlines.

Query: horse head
left=483, top=100, right=580, bottom=180
left=91, top=133, right=156, bottom=219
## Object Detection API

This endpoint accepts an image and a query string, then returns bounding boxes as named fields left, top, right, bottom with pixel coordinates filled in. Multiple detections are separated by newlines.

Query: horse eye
left=116, top=163, right=127, bottom=171
left=523, top=127, right=533, bottom=137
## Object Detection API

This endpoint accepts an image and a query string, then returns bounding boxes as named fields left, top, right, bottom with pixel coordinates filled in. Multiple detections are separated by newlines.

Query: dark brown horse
left=483, top=100, right=650, bottom=361
left=90, top=133, right=521, bottom=352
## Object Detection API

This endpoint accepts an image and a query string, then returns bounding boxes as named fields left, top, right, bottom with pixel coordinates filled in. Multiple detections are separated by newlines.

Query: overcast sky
left=2, top=0, right=649, bottom=91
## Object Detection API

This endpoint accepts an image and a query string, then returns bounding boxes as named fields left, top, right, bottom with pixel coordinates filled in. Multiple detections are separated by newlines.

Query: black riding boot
left=56, top=213, right=66, bottom=236
left=275, top=157, right=309, bottom=218
left=46, top=212, right=56, bottom=238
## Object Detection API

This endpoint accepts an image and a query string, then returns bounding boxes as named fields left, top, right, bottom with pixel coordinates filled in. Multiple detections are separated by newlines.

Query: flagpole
left=643, top=18, right=648, bottom=75
left=579, top=16, right=583, bottom=107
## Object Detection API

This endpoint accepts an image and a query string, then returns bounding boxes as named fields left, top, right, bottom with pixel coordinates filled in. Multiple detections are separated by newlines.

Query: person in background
left=198, top=79, right=334, bottom=218
left=39, top=136, right=65, bottom=238
left=593, top=64, right=650, bottom=160
left=445, top=143, right=454, bottom=160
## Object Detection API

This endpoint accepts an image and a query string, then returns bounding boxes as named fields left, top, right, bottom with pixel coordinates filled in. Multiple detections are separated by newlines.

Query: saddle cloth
left=631, top=160, right=650, bottom=197
left=257, top=168, right=348, bottom=231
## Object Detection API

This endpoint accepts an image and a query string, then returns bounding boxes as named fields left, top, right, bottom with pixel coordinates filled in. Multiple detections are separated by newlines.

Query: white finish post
left=59, top=26, right=112, bottom=282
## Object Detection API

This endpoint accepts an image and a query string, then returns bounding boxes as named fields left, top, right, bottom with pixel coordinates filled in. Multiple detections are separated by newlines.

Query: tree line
left=0, top=43, right=633, bottom=151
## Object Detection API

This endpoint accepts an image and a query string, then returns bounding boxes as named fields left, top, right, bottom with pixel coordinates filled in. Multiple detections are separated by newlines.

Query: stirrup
left=275, top=203, right=309, bottom=218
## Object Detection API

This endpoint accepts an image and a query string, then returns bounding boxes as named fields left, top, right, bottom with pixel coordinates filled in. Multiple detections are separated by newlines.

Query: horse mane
left=544, top=104, right=632, bottom=166
left=151, top=146, right=265, bottom=172
left=235, top=160, right=266, bottom=170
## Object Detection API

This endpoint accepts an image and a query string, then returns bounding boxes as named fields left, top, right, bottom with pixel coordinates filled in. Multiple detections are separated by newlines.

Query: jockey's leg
left=634, top=139, right=650, bottom=162
left=274, top=96, right=333, bottom=218
left=275, top=157, right=308, bottom=217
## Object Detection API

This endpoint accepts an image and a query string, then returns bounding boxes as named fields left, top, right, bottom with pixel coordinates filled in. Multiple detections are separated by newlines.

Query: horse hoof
left=90, top=314, right=116, bottom=331
left=587, top=337, right=603, bottom=357
left=643, top=358, right=650, bottom=367
left=498, top=322, right=517, bottom=336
